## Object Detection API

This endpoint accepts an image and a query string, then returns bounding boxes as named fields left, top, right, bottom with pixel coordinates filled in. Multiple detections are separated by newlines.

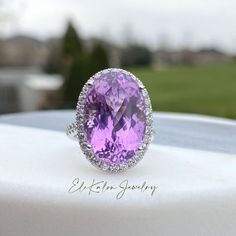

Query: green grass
left=129, top=63, right=236, bottom=119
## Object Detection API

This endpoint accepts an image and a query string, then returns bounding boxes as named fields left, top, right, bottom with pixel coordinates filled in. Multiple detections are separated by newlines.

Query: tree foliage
left=61, top=23, right=109, bottom=108
left=121, top=45, right=152, bottom=67
left=61, top=22, right=83, bottom=63
left=89, top=42, right=109, bottom=73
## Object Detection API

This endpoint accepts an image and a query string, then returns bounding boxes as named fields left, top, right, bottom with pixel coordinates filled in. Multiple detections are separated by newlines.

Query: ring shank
left=66, top=122, right=78, bottom=140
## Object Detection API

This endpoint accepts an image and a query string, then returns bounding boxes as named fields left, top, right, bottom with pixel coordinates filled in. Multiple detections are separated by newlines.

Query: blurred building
left=0, top=68, right=62, bottom=114
left=0, top=36, right=50, bottom=67
left=153, top=48, right=232, bottom=67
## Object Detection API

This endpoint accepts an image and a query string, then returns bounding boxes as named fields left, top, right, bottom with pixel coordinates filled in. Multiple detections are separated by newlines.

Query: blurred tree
left=43, top=42, right=62, bottom=74
left=44, top=21, right=82, bottom=75
left=62, top=55, right=90, bottom=108
left=61, top=25, right=109, bottom=107
left=121, top=44, right=152, bottom=67
left=61, top=21, right=83, bottom=65
left=61, top=21, right=84, bottom=107
left=0, top=42, right=4, bottom=66
left=89, top=42, right=109, bottom=72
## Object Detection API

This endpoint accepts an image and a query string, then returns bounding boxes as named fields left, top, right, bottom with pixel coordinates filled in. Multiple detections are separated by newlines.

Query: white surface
left=154, top=112, right=236, bottom=126
left=1, top=111, right=236, bottom=154
left=0, top=124, right=236, bottom=236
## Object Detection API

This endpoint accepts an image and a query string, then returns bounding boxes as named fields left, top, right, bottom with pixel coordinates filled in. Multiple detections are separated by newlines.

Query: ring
left=66, top=68, right=153, bottom=173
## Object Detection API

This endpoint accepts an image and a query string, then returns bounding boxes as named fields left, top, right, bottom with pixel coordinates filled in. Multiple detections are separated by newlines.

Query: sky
left=1, top=0, right=236, bottom=53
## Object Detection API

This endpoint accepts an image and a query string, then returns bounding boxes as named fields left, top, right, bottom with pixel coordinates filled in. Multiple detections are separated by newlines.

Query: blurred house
left=0, top=36, right=50, bottom=67
left=0, top=68, right=62, bottom=114
left=0, top=68, right=35, bottom=113
left=2, top=35, right=233, bottom=70
left=0, top=36, right=64, bottom=114
left=153, top=48, right=232, bottom=67
left=0, top=35, right=122, bottom=69
left=193, top=48, right=232, bottom=65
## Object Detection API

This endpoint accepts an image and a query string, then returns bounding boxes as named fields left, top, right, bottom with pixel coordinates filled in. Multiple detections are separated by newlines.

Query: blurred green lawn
left=129, top=63, right=236, bottom=119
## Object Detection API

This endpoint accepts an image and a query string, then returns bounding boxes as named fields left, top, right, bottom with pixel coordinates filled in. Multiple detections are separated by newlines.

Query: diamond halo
left=67, top=68, right=153, bottom=173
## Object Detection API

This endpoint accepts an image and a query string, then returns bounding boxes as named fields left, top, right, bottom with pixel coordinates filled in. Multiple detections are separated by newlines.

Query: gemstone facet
left=76, top=69, right=152, bottom=172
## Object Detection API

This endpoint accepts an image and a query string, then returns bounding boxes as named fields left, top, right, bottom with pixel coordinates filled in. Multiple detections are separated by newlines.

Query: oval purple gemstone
left=84, top=70, right=146, bottom=165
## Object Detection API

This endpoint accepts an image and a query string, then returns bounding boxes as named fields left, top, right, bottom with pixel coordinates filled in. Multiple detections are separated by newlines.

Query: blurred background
left=0, top=0, right=236, bottom=118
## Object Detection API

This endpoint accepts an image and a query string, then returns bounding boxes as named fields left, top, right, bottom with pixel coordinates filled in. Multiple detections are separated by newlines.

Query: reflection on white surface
left=0, top=111, right=236, bottom=154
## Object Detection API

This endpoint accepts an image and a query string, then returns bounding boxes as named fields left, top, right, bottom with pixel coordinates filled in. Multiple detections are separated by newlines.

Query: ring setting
left=67, top=68, right=153, bottom=173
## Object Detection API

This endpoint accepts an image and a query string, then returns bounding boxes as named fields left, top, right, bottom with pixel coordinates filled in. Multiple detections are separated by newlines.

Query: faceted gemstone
left=84, top=70, right=146, bottom=165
